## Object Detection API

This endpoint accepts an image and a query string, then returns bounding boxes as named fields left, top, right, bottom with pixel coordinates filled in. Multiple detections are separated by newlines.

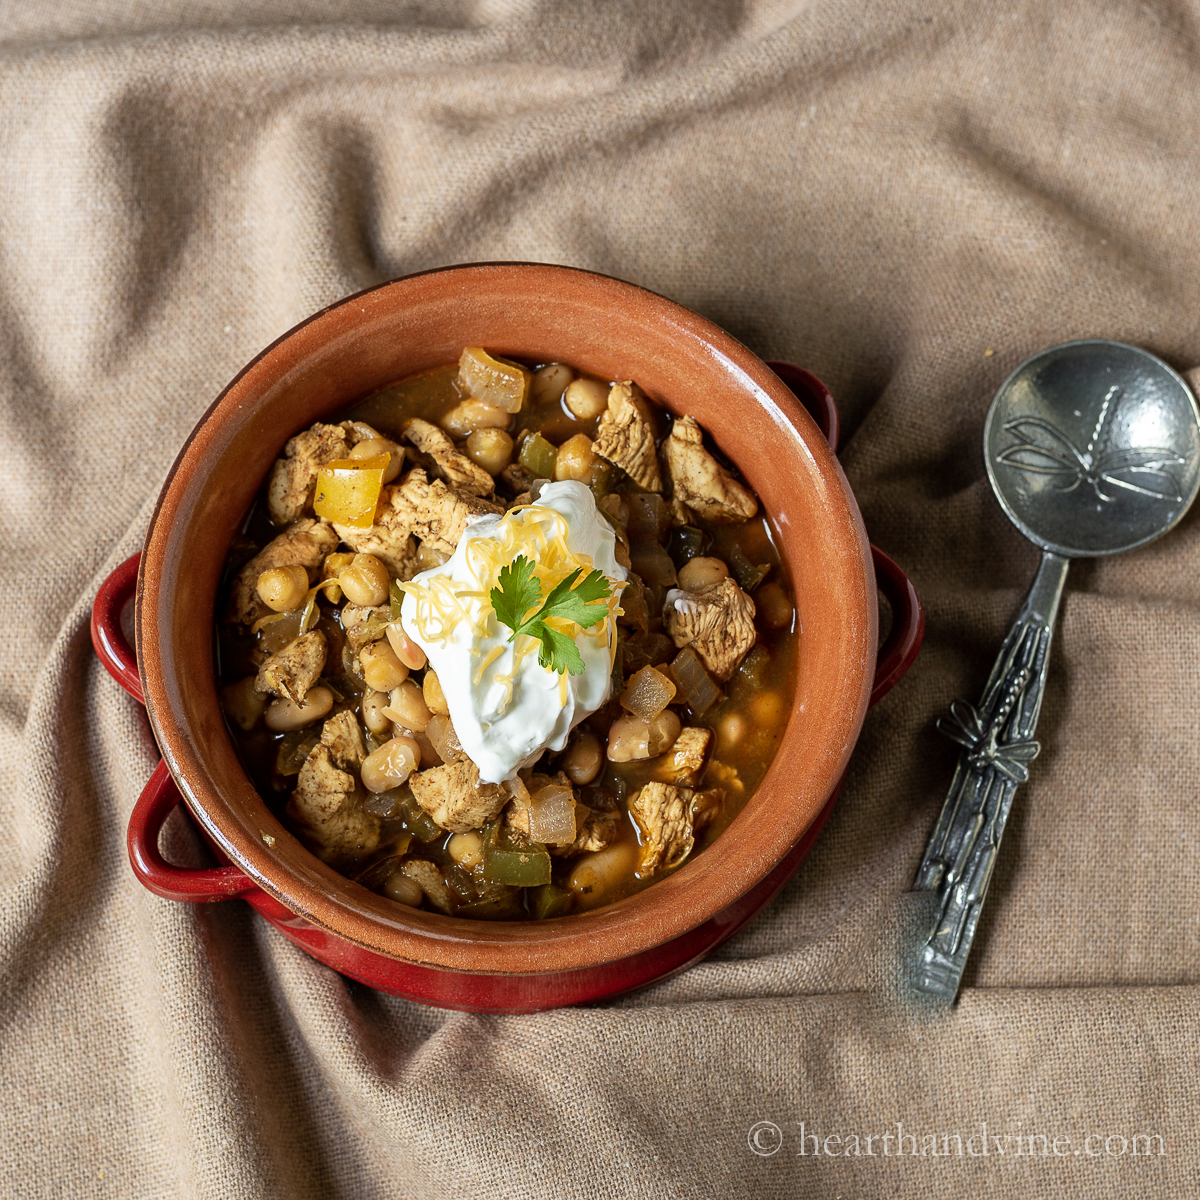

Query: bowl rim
left=136, top=261, right=876, bottom=976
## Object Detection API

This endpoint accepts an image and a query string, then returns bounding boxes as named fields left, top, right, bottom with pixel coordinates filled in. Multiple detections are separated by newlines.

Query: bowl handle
left=767, top=361, right=922, bottom=704
left=91, top=553, right=144, bottom=703
left=128, top=760, right=260, bottom=902
left=869, top=545, right=924, bottom=706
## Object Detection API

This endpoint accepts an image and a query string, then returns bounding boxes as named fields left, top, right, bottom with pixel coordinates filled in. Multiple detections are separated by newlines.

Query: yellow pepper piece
left=456, top=347, right=530, bottom=414
left=313, top=455, right=389, bottom=528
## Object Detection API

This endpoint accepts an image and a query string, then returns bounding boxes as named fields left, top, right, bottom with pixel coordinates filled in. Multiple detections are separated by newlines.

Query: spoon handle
left=912, top=550, right=1070, bottom=1000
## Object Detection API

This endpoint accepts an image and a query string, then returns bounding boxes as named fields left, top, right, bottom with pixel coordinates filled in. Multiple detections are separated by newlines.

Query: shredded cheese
left=396, top=481, right=628, bottom=784
left=398, top=501, right=620, bottom=687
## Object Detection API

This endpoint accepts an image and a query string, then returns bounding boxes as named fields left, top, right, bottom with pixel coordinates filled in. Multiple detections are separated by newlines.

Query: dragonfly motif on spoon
left=996, top=383, right=1188, bottom=504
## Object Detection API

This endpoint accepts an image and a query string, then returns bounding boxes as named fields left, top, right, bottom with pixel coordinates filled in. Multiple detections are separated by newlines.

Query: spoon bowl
left=984, top=339, right=1200, bottom=558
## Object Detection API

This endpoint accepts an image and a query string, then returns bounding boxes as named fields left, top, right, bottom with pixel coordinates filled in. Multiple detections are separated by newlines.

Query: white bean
left=220, top=677, right=267, bottom=732
left=360, top=735, right=420, bottom=793
left=264, top=686, right=333, bottom=732
left=383, top=680, right=432, bottom=734
left=607, top=714, right=650, bottom=762
left=561, top=731, right=603, bottom=785
left=361, top=689, right=393, bottom=735
left=568, top=841, right=636, bottom=907
left=386, top=622, right=427, bottom=670
left=382, top=871, right=424, bottom=907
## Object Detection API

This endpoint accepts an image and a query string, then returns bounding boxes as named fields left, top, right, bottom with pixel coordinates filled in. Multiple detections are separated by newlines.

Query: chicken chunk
left=331, top=494, right=421, bottom=580
left=227, top=518, right=339, bottom=629
left=654, top=726, right=712, bottom=787
left=403, top=418, right=495, bottom=498
left=408, top=757, right=509, bottom=833
left=594, top=381, right=662, bottom=492
left=340, top=603, right=389, bottom=652
left=504, top=800, right=531, bottom=838
left=289, top=712, right=377, bottom=868
left=399, top=859, right=455, bottom=914
left=320, top=710, right=367, bottom=767
left=336, top=468, right=502, bottom=562
left=664, top=577, right=757, bottom=681
left=254, top=629, right=327, bottom=704
left=267, top=423, right=356, bottom=524
left=628, top=782, right=699, bottom=875
left=548, top=805, right=620, bottom=858
left=662, top=415, right=757, bottom=523
left=692, top=787, right=724, bottom=832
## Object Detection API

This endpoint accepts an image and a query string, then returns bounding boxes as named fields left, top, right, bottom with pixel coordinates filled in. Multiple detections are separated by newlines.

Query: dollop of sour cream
left=398, top=480, right=627, bottom=784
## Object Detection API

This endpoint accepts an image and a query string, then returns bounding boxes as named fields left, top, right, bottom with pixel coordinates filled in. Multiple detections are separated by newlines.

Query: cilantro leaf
left=537, top=567, right=612, bottom=629
left=537, top=625, right=588, bottom=676
left=489, top=554, right=614, bottom=675
left=490, top=556, right=542, bottom=633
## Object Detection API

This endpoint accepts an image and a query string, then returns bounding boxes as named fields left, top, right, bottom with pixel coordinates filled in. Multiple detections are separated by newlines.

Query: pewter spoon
left=913, top=339, right=1200, bottom=1001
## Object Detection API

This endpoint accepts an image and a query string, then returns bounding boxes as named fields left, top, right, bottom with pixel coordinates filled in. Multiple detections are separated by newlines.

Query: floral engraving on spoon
left=997, top=384, right=1188, bottom=502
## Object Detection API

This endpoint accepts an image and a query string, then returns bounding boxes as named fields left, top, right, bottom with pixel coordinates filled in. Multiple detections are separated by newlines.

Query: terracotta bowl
left=112, top=263, right=909, bottom=1011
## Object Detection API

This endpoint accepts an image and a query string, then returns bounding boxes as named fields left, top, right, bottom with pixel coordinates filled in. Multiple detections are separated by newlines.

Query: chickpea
left=360, top=641, right=409, bottom=692
left=447, top=830, right=484, bottom=869
left=423, top=670, right=449, bottom=716
left=264, top=686, right=333, bottom=732
left=324, top=551, right=355, bottom=576
left=554, top=433, right=597, bottom=483
left=531, top=362, right=574, bottom=406
left=646, top=709, right=682, bottom=756
left=561, top=731, right=603, bottom=785
left=464, top=428, right=514, bottom=476
left=563, top=377, right=608, bottom=421
left=677, top=556, right=729, bottom=594
left=220, top=676, right=267, bottom=732
left=751, top=690, right=787, bottom=726
left=607, top=714, right=650, bottom=762
left=349, top=437, right=403, bottom=482
left=320, top=551, right=356, bottom=604
left=361, top=688, right=393, bottom=736
left=386, top=622, right=427, bottom=670
left=568, top=841, right=636, bottom=906
left=416, top=542, right=450, bottom=572
left=382, top=870, right=424, bottom=907
left=756, top=582, right=793, bottom=630
left=360, top=735, right=420, bottom=793
left=256, top=565, right=309, bottom=613
left=384, top=679, right=432, bottom=734
left=442, top=399, right=511, bottom=439
left=339, top=552, right=390, bottom=608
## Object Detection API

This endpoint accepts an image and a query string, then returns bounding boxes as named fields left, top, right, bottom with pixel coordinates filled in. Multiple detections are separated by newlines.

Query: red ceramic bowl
left=94, top=263, right=922, bottom=1012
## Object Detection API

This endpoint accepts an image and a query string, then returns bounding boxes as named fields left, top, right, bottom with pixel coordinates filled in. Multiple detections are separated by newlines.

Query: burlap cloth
left=3, top=0, right=1197, bottom=1195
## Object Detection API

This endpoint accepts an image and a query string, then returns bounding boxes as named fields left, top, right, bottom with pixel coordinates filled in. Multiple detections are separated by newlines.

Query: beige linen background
left=3, top=0, right=1198, bottom=1195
